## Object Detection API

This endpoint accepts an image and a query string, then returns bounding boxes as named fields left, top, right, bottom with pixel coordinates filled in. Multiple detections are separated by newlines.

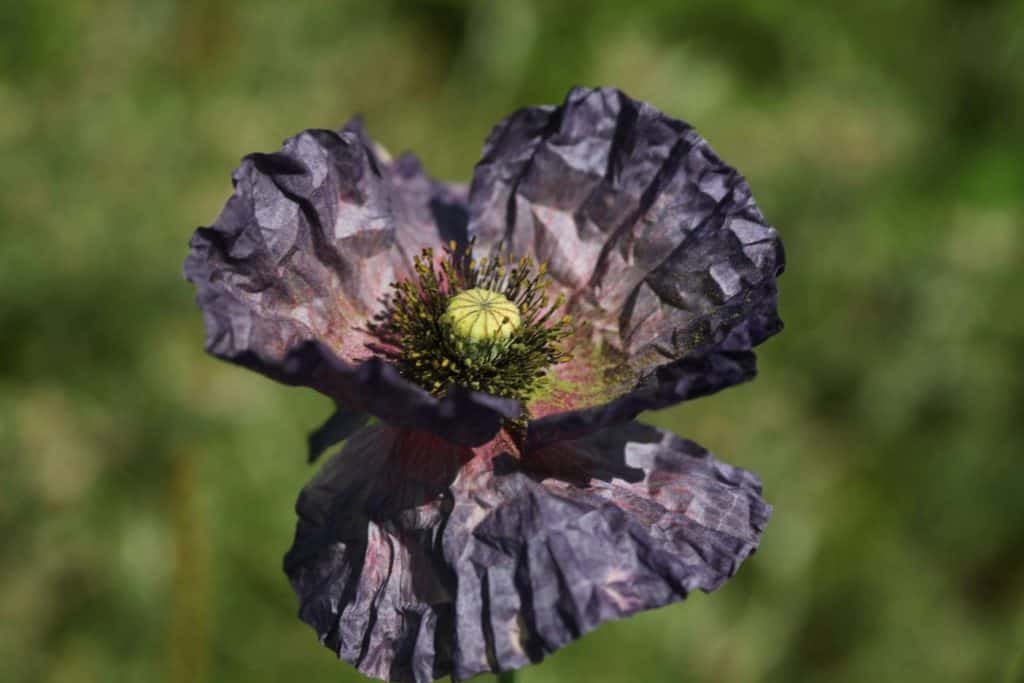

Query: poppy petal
left=284, top=421, right=769, bottom=681
left=466, top=87, right=784, bottom=445
left=185, top=123, right=516, bottom=445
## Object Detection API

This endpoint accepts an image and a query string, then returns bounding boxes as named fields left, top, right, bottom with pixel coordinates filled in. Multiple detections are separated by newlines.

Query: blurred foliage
left=2, top=1, right=1023, bottom=682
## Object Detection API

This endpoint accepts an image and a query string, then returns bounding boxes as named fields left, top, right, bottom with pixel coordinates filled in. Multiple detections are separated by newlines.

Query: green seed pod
left=442, top=288, right=521, bottom=360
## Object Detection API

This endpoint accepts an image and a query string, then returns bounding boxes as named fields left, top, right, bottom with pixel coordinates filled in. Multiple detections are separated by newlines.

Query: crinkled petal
left=284, top=421, right=769, bottom=682
left=184, top=121, right=516, bottom=445
left=186, top=125, right=403, bottom=363
left=467, top=87, right=784, bottom=445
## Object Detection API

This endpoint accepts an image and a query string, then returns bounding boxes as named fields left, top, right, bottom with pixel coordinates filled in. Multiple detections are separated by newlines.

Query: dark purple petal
left=184, top=122, right=518, bottom=445
left=467, top=87, right=784, bottom=445
left=186, top=127, right=401, bottom=364
left=284, top=421, right=769, bottom=682
left=282, top=341, right=519, bottom=447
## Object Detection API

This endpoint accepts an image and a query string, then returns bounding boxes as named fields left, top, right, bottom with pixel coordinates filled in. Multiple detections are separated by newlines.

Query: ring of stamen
left=380, top=239, right=573, bottom=405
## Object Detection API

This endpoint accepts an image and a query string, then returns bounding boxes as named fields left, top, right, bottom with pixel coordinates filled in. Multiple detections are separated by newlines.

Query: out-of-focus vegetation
left=2, top=1, right=1022, bottom=682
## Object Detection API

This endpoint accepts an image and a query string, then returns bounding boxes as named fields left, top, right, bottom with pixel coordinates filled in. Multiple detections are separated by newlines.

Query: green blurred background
left=2, top=1, right=1023, bottom=681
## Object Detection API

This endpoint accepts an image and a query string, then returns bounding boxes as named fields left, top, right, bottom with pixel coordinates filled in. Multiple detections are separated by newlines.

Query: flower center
left=443, top=288, right=521, bottom=345
left=378, top=240, right=573, bottom=404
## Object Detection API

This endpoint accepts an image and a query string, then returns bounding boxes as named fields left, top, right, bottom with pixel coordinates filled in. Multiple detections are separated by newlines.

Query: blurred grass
left=2, top=1, right=1023, bottom=682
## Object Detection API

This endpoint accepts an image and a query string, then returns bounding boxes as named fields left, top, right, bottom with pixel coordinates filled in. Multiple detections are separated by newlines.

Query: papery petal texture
left=184, top=122, right=517, bottom=445
left=466, top=87, right=785, bottom=445
left=284, top=421, right=770, bottom=682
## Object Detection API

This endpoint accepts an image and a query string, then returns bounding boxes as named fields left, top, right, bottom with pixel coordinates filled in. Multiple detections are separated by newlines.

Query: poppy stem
left=497, top=672, right=516, bottom=683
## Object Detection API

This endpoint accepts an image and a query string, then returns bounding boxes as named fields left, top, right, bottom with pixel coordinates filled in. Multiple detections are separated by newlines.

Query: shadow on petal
left=283, top=341, right=520, bottom=447
left=307, top=402, right=369, bottom=463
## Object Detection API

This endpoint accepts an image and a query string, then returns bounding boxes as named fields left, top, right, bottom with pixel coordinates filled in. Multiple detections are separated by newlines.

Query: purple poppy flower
left=185, top=87, right=784, bottom=682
